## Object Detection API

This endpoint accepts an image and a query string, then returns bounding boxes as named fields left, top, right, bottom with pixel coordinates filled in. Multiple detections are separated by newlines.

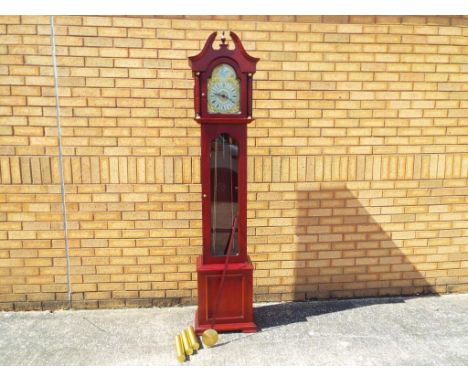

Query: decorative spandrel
left=210, top=133, right=239, bottom=257
left=207, top=64, right=240, bottom=114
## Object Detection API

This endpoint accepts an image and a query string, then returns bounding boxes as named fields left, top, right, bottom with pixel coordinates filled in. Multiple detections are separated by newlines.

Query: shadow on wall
left=253, top=185, right=436, bottom=328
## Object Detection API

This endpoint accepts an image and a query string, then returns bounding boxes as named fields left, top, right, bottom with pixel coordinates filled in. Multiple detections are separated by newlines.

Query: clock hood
left=189, top=31, right=259, bottom=74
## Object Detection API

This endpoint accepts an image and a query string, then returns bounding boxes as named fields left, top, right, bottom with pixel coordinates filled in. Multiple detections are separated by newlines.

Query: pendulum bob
left=187, top=325, right=200, bottom=350
left=201, top=328, right=219, bottom=347
left=181, top=329, right=193, bottom=355
left=175, top=334, right=185, bottom=363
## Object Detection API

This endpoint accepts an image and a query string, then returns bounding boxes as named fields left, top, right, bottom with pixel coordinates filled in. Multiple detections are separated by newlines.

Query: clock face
left=207, top=64, right=240, bottom=114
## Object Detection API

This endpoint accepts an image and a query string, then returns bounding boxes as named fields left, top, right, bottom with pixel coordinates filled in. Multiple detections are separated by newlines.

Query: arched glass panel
left=207, top=64, right=241, bottom=114
left=210, top=133, right=239, bottom=257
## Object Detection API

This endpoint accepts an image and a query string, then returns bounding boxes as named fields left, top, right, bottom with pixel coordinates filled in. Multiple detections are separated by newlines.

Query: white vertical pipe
left=49, top=16, right=72, bottom=309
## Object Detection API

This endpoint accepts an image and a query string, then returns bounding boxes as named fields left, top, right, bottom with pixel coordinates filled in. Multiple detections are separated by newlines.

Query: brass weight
left=187, top=326, right=200, bottom=350
left=184, top=328, right=196, bottom=352
left=181, top=329, right=193, bottom=355
left=175, top=334, right=185, bottom=363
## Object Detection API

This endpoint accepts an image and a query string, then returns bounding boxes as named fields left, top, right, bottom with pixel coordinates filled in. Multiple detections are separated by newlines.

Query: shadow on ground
left=254, top=296, right=417, bottom=330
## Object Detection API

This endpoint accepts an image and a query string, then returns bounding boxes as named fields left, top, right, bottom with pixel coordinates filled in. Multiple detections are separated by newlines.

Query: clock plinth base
left=195, top=256, right=256, bottom=335
left=194, top=310, right=257, bottom=335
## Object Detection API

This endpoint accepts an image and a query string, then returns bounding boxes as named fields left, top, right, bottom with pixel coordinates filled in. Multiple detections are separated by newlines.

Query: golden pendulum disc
left=201, top=328, right=219, bottom=347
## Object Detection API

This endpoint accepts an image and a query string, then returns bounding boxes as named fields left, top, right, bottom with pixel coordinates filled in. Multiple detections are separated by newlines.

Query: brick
left=0, top=15, right=466, bottom=309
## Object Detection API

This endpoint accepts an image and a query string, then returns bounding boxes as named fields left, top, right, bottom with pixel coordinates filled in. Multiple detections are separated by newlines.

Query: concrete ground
left=0, top=294, right=467, bottom=366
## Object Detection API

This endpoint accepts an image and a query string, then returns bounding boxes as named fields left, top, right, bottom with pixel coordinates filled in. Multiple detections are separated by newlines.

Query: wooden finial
left=220, top=31, right=227, bottom=47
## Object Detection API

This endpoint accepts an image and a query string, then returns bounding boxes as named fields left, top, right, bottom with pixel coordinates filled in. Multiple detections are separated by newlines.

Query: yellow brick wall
left=0, top=15, right=467, bottom=310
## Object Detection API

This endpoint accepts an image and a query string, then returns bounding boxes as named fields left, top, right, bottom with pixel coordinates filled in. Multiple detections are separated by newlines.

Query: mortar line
left=50, top=16, right=72, bottom=309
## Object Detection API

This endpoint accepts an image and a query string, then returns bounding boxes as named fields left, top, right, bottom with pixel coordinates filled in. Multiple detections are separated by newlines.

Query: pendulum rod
left=229, top=136, right=235, bottom=256
left=212, top=137, right=218, bottom=255
left=210, top=215, right=238, bottom=329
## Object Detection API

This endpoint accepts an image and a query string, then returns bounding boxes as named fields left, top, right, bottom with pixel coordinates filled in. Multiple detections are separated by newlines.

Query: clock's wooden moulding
left=189, top=32, right=259, bottom=334
left=189, top=31, right=259, bottom=124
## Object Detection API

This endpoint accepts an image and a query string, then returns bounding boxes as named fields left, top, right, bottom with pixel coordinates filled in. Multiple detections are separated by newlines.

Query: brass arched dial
left=207, top=64, right=240, bottom=114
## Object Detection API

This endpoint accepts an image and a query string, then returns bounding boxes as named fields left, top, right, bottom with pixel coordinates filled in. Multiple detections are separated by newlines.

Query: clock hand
left=215, top=92, right=233, bottom=103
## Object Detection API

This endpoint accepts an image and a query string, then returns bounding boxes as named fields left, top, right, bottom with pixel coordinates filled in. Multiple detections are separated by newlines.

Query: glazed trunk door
left=201, top=125, right=246, bottom=264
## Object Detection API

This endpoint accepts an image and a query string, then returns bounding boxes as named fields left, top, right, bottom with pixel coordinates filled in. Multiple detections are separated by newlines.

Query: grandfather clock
left=189, top=32, right=258, bottom=334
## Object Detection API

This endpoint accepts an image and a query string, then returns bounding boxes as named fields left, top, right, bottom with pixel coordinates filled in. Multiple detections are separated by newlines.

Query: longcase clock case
left=189, top=32, right=259, bottom=334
